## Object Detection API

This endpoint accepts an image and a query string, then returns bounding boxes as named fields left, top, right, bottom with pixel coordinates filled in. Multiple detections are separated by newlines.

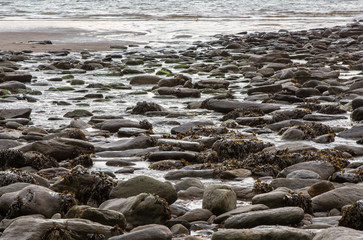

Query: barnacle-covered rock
left=50, top=166, right=117, bottom=207
left=212, top=138, right=270, bottom=161
left=131, top=101, right=165, bottom=115
left=23, top=151, right=59, bottom=170
left=0, top=169, right=38, bottom=187
left=0, top=149, right=26, bottom=170
left=65, top=154, right=93, bottom=168
left=339, top=200, right=363, bottom=230
left=283, top=191, right=312, bottom=214
left=253, top=180, right=274, bottom=193
left=149, top=159, right=189, bottom=170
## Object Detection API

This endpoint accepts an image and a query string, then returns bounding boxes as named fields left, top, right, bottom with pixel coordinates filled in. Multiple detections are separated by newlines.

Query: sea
left=0, top=0, right=362, bottom=45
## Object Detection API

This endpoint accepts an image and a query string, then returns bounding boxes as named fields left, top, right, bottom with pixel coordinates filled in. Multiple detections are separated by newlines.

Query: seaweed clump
left=253, top=179, right=274, bottom=193
left=0, top=149, right=26, bottom=170
left=0, top=169, right=37, bottom=187
left=66, top=154, right=93, bottom=168
left=283, top=191, right=312, bottom=214
left=42, top=223, right=74, bottom=240
left=221, top=108, right=265, bottom=121
left=339, top=200, right=363, bottom=230
left=23, top=151, right=59, bottom=170
left=298, top=103, right=346, bottom=114
left=54, top=166, right=117, bottom=206
left=149, top=159, right=189, bottom=170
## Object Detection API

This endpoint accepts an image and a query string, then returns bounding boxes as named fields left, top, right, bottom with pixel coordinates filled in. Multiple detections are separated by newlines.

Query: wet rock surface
left=0, top=22, right=363, bottom=239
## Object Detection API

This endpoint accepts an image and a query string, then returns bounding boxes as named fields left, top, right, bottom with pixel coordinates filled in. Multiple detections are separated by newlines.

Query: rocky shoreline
left=0, top=21, right=363, bottom=239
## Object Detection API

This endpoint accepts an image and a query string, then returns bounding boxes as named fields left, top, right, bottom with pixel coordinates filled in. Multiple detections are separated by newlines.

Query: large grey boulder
left=212, top=226, right=314, bottom=240
left=109, top=176, right=177, bottom=204
left=95, top=135, right=155, bottom=152
left=0, top=217, right=119, bottom=240
left=312, top=183, right=363, bottom=211
left=278, top=161, right=335, bottom=180
left=214, top=204, right=269, bottom=224
left=66, top=205, right=127, bottom=228
left=224, top=207, right=304, bottom=228
left=202, top=184, right=237, bottom=215
left=0, top=185, right=76, bottom=218
left=252, top=188, right=290, bottom=209
left=313, top=226, right=363, bottom=240
left=99, top=193, right=171, bottom=227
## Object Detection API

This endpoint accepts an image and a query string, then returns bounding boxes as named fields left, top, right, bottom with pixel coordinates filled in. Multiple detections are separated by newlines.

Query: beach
left=1, top=1, right=363, bottom=239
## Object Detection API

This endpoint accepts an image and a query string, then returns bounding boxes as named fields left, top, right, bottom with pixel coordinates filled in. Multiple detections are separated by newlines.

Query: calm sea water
left=0, top=0, right=362, bottom=44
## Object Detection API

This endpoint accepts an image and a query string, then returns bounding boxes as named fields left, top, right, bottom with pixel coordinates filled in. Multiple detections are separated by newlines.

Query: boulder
left=175, top=178, right=205, bottom=192
left=247, top=84, right=282, bottom=95
left=99, top=193, right=171, bottom=227
left=0, top=81, right=26, bottom=92
left=312, top=183, right=363, bottom=211
left=351, top=107, right=363, bottom=121
left=97, top=119, right=151, bottom=132
left=177, top=187, right=204, bottom=200
left=308, top=181, right=335, bottom=197
left=203, top=99, right=280, bottom=114
left=278, top=161, right=335, bottom=180
left=214, top=204, right=269, bottom=224
left=171, top=121, right=214, bottom=135
left=312, top=226, right=363, bottom=240
left=16, top=138, right=94, bottom=161
left=224, top=207, right=304, bottom=228
left=109, top=224, right=172, bottom=240
left=0, top=217, right=119, bottom=240
left=252, top=189, right=289, bottom=209
left=0, top=183, right=31, bottom=198
left=2, top=72, right=32, bottom=83
left=271, top=178, right=320, bottom=190
left=194, top=79, right=229, bottom=89
left=0, top=108, right=32, bottom=119
left=109, top=176, right=177, bottom=204
left=176, top=208, right=213, bottom=222
left=212, top=226, right=314, bottom=240
left=65, top=205, right=126, bottom=228
left=202, top=184, right=237, bottom=215
left=286, top=170, right=321, bottom=179
left=164, top=169, right=215, bottom=180
left=0, top=185, right=76, bottom=218
left=338, top=125, right=363, bottom=139
left=147, top=151, right=197, bottom=162
left=96, top=135, right=155, bottom=152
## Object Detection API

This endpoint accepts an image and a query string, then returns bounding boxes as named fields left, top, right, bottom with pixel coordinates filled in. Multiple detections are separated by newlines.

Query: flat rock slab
left=224, top=207, right=304, bottom=228
left=0, top=108, right=32, bottom=119
left=203, top=99, right=280, bottom=113
left=212, top=226, right=314, bottom=240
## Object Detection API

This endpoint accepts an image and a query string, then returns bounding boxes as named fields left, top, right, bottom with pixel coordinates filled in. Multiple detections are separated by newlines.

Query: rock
left=334, top=145, right=363, bottom=156
left=171, top=121, right=214, bottom=135
left=0, top=182, right=31, bottom=198
left=65, top=205, right=126, bottom=228
left=203, top=99, right=280, bottom=114
left=1, top=217, right=119, bottom=240
left=0, top=108, right=32, bottom=119
left=99, top=193, right=171, bottom=227
left=164, top=170, right=215, bottom=180
left=312, top=226, right=363, bottom=240
left=130, top=75, right=161, bottom=85
left=220, top=169, right=252, bottom=179
left=214, top=204, right=269, bottom=224
left=271, top=178, right=320, bottom=190
left=247, top=84, right=282, bottom=95
left=69, top=118, right=90, bottom=129
left=2, top=72, right=32, bottom=83
left=0, top=81, right=26, bottom=92
left=131, top=101, right=165, bottom=114
left=0, top=139, right=21, bottom=150
left=281, top=128, right=305, bottom=140
left=109, top=224, right=172, bottom=240
left=351, top=107, right=363, bottom=121
left=352, top=98, right=363, bottom=110
left=295, top=88, right=321, bottom=98
left=286, top=170, right=321, bottom=179
left=147, top=151, right=197, bottom=162
left=117, top=128, right=150, bottom=137
left=170, top=223, right=189, bottom=235
left=157, top=87, right=201, bottom=98
left=175, top=178, right=205, bottom=192
left=338, top=125, right=363, bottom=139
left=63, top=109, right=93, bottom=118
left=194, top=79, right=229, bottom=89
left=312, top=183, right=363, bottom=211
left=303, top=114, right=346, bottom=121
left=202, top=184, right=237, bottom=215
left=224, top=207, right=304, bottom=228
left=176, top=208, right=213, bottom=222
left=212, top=226, right=314, bottom=240
left=109, top=175, right=177, bottom=204
left=308, top=181, right=335, bottom=197
left=252, top=189, right=290, bottom=209
left=278, top=161, right=335, bottom=180
left=96, top=135, right=155, bottom=152
left=178, top=187, right=204, bottom=200
left=0, top=184, right=76, bottom=218
left=157, top=139, right=204, bottom=152
left=96, top=119, right=151, bottom=132
left=16, top=138, right=94, bottom=161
